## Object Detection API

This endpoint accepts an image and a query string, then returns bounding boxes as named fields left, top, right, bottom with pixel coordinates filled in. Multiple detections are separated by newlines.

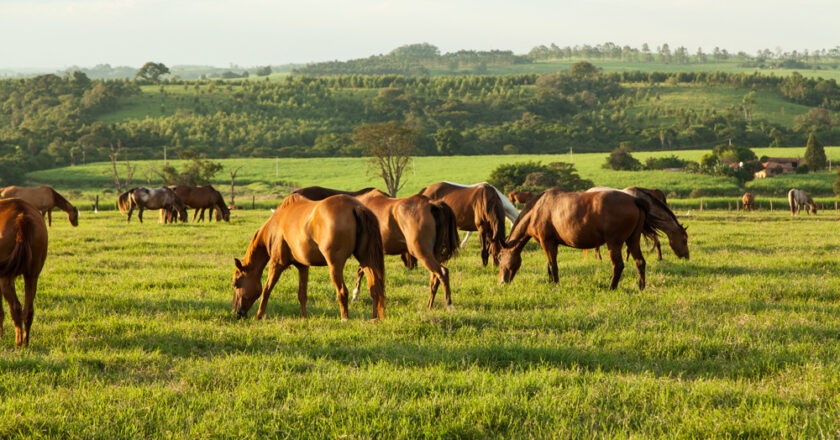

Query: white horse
left=441, top=182, right=519, bottom=247
left=788, top=189, right=817, bottom=215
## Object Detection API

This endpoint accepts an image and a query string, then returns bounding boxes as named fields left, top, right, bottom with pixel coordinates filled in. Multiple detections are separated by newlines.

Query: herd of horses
left=0, top=181, right=824, bottom=346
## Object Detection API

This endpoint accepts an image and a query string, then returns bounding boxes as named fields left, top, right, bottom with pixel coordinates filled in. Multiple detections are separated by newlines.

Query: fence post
left=770, top=199, right=773, bottom=211
left=252, top=195, right=255, bottom=210
left=94, top=195, right=99, bottom=213
left=700, top=199, right=704, bottom=211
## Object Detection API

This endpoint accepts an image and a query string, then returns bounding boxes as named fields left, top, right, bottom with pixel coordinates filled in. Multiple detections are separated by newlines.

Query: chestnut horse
left=0, top=199, right=48, bottom=346
left=117, top=187, right=188, bottom=223
left=352, top=189, right=460, bottom=309
left=233, top=194, right=385, bottom=320
left=498, top=189, right=659, bottom=290
left=292, top=186, right=377, bottom=200
left=587, top=187, right=689, bottom=261
left=742, top=192, right=755, bottom=211
left=0, top=185, right=79, bottom=227
left=788, top=189, right=816, bottom=215
left=171, top=185, right=230, bottom=222
left=507, top=190, right=535, bottom=206
left=418, top=182, right=511, bottom=266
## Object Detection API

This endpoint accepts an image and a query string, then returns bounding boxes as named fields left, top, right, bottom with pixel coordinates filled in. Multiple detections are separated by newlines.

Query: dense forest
left=2, top=42, right=840, bottom=184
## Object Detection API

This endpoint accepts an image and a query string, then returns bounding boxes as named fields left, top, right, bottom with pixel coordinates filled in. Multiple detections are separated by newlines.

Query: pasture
left=1, top=200, right=840, bottom=437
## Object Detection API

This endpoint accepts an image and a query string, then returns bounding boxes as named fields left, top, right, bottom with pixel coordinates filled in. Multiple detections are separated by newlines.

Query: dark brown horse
left=507, top=190, right=536, bottom=206
left=0, top=185, right=79, bottom=227
left=418, top=182, right=508, bottom=266
left=498, top=189, right=659, bottom=290
left=352, top=189, right=460, bottom=309
left=233, top=194, right=385, bottom=320
left=742, top=192, right=755, bottom=211
left=0, top=199, right=48, bottom=346
left=117, top=187, right=188, bottom=223
left=292, top=186, right=377, bottom=200
left=171, top=185, right=230, bottom=222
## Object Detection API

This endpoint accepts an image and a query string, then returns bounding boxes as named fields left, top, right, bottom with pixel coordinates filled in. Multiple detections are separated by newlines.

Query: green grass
left=2, top=204, right=840, bottom=437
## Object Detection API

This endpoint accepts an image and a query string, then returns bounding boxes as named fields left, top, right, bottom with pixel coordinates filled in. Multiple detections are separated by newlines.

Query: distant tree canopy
left=804, top=133, right=827, bottom=170
left=488, top=161, right=593, bottom=192
left=603, top=143, right=642, bottom=171
left=353, top=121, right=418, bottom=196
left=136, top=62, right=170, bottom=83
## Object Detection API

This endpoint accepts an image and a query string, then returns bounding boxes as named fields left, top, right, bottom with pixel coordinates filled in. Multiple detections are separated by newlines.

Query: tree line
left=1, top=64, right=840, bottom=184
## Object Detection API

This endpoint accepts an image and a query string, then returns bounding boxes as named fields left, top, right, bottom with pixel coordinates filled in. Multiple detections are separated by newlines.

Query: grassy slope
left=1, top=204, right=839, bottom=437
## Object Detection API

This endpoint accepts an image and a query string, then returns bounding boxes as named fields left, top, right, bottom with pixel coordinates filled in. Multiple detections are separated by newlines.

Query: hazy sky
left=2, top=0, right=838, bottom=69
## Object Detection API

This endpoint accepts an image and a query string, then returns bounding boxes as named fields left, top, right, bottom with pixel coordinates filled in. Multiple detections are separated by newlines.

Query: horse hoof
left=446, top=304, right=454, bottom=312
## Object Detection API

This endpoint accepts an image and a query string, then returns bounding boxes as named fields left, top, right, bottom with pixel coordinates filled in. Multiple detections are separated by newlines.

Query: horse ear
left=234, top=258, right=245, bottom=271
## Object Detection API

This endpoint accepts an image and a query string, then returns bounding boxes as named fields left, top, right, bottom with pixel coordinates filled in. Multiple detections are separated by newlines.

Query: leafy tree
left=488, top=161, right=592, bottom=192
left=353, top=121, right=418, bottom=196
left=603, top=143, right=641, bottom=170
left=255, top=66, right=272, bottom=76
left=804, top=133, right=827, bottom=170
left=136, top=62, right=170, bottom=83
left=433, top=126, right=462, bottom=155
left=644, top=155, right=690, bottom=170
left=155, top=152, right=223, bottom=185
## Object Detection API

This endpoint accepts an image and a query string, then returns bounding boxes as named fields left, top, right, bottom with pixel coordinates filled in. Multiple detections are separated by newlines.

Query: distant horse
left=0, top=185, right=79, bottom=227
left=352, top=189, right=460, bottom=309
left=507, top=190, right=536, bottom=206
left=233, top=194, right=385, bottom=320
left=586, top=187, right=689, bottom=261
left=0, top=199, right=48, bottom=346
left=498, top=189, right=666, bottom=290
left=742, top=192, right=755, bottom=211
left=418, top=181, right=515, bottom=266
left=788, top=189, right=816, bottom=215
left=171, top=185, right=230, bottom=222
left=117, top=187, right=188, bottom=223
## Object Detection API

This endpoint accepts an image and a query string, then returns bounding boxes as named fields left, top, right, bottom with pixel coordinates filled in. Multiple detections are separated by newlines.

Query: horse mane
left=477, top=184, right=506, bottom=244
left=630, top=187, right=684, bottom=229
left=48, top=187, right=77, bottom=213
left=509, top=189, right=547, bottom=233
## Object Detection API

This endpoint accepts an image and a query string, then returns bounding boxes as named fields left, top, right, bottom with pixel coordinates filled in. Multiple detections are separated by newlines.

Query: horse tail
left=117, top=188, right=135, bottom=215
left=634, top=197, right=657, bottom=242
left=352, top=204, right=386, bottom=318
left=429, top=201, right=460, bottom=263
left=0, top=212, right=35, bottom=278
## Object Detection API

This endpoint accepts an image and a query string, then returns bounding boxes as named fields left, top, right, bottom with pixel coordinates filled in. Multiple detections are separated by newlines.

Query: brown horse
left=352, top=189, right=460, bottom=309
left=498, top=189, right=659, bottom=290
left=507, top=190, right=535, bottom=206
left=117, top=187, right=188, bottom=223
left=292, top=186, right=377, bottom=200
left=171, top=185, right=230, bottom=222
left=418, top=182, right=508, bottom=266
left=233, top=194, right=385, bottom=320
left=0, top=199, right=48, bottom=346
left=0, top=185, right=79, bottom=227
left=742, top=192, right=755, bottom=211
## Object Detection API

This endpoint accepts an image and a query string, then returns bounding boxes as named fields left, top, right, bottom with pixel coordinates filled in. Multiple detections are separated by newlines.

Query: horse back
left=0, top=186, right=54, bottom=211
left=0, top=199, right=48, bottom=278
left=542, top=190, right=643, bottom=249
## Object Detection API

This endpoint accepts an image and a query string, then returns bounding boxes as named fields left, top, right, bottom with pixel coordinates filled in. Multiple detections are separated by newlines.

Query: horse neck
left=241, top=223, right=274, bottom=271
left=50, top=190, right=74, bottom=213
left=505, top=209, right=532, bottom=251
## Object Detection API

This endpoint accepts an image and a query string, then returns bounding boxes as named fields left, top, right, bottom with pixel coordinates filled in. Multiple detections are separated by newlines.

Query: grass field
left=1, top=200, right=840, bottom=437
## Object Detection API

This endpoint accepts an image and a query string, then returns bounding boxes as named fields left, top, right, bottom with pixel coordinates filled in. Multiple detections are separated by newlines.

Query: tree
left=433, top=126, right=462, bottom=155
left=353, top=121, right=418, bottom=196
left=603, top=142, right=641, bottom=170
left=136, top=62, right=170, bottom=83
left=804, top=133, right=827, bottom=170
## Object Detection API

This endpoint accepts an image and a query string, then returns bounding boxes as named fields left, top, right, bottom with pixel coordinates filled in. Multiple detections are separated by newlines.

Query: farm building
left=754, top=157, right=802, bottom=178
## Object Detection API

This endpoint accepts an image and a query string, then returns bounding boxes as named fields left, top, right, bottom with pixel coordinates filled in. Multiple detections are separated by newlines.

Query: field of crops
left=1, top=187, right=840, bottom=437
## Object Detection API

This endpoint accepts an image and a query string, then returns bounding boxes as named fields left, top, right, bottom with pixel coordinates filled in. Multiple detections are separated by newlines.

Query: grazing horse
left=498, top=189, right=662, bottom=290
left=418, top=181, right=513, bottom=266
left=233, top=194, right=385, bottom=320
left=742, top=192, right=755, bottom=211
left=352, top=189, right=460, bottom=309
left=171, top=185, right=230, bottom=222
left=788, top=189, right=817, bottom=215
left=117, top=187, right=188, bottom=223
left=507, top=190, right=536, bottom=206
left=292, top=186, right=377, bottom=200
left=586, top=187, right=689, bottom=261
left=0, top=185, right=79, bottom=227
left=0, top=199, right=48, bottom=346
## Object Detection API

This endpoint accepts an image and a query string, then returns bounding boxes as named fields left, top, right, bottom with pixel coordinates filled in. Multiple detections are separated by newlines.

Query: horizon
left=2, top=0, right=839, bottom=71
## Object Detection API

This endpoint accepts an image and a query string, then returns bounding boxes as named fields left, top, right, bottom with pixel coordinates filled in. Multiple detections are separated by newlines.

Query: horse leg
left=542, top=241, right=559, bottom=283
left=255, top=262, right=285, bottom=320
left=416, top=252, right=451, bottom=309
left=479, top=229, right=490, bottom=267
left=0, top=278, right=23, bottom=346
left=328, top=261, right=350, bottom=320
left=296, top=266, right=309, bottom=318
left=137, top=206, right=144, bottom=223
left=607, top=245, right=625, bottom=290
left=351, top=266, right=364, bottom=301
left=192, top=208, right=200, bottom=222
left=653, top=236, right=662, bottom=261
left=460, top=231, right=472, bottom=248
left=626, top=237, right=646, bottom=291
left=21, top=274, right=37, bottom=346
left=46, top=210, right=52, bottom=227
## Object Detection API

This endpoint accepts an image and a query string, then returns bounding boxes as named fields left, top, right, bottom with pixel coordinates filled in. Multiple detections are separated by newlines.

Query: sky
left=1, top=0, right=838, bottom=69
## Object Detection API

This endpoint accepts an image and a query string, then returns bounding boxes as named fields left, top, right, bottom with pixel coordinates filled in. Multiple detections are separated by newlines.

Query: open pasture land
left=1, top=204, right=839, bottom=437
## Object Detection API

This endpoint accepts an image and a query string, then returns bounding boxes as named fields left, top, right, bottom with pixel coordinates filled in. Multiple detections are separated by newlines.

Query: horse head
left=497, top=246, right=522, bottom=284
left=232, top=258, right=261, bottom=318
left=669, top=224, right=690, bottom=259
left=68, top=207, right=79, bottom=227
